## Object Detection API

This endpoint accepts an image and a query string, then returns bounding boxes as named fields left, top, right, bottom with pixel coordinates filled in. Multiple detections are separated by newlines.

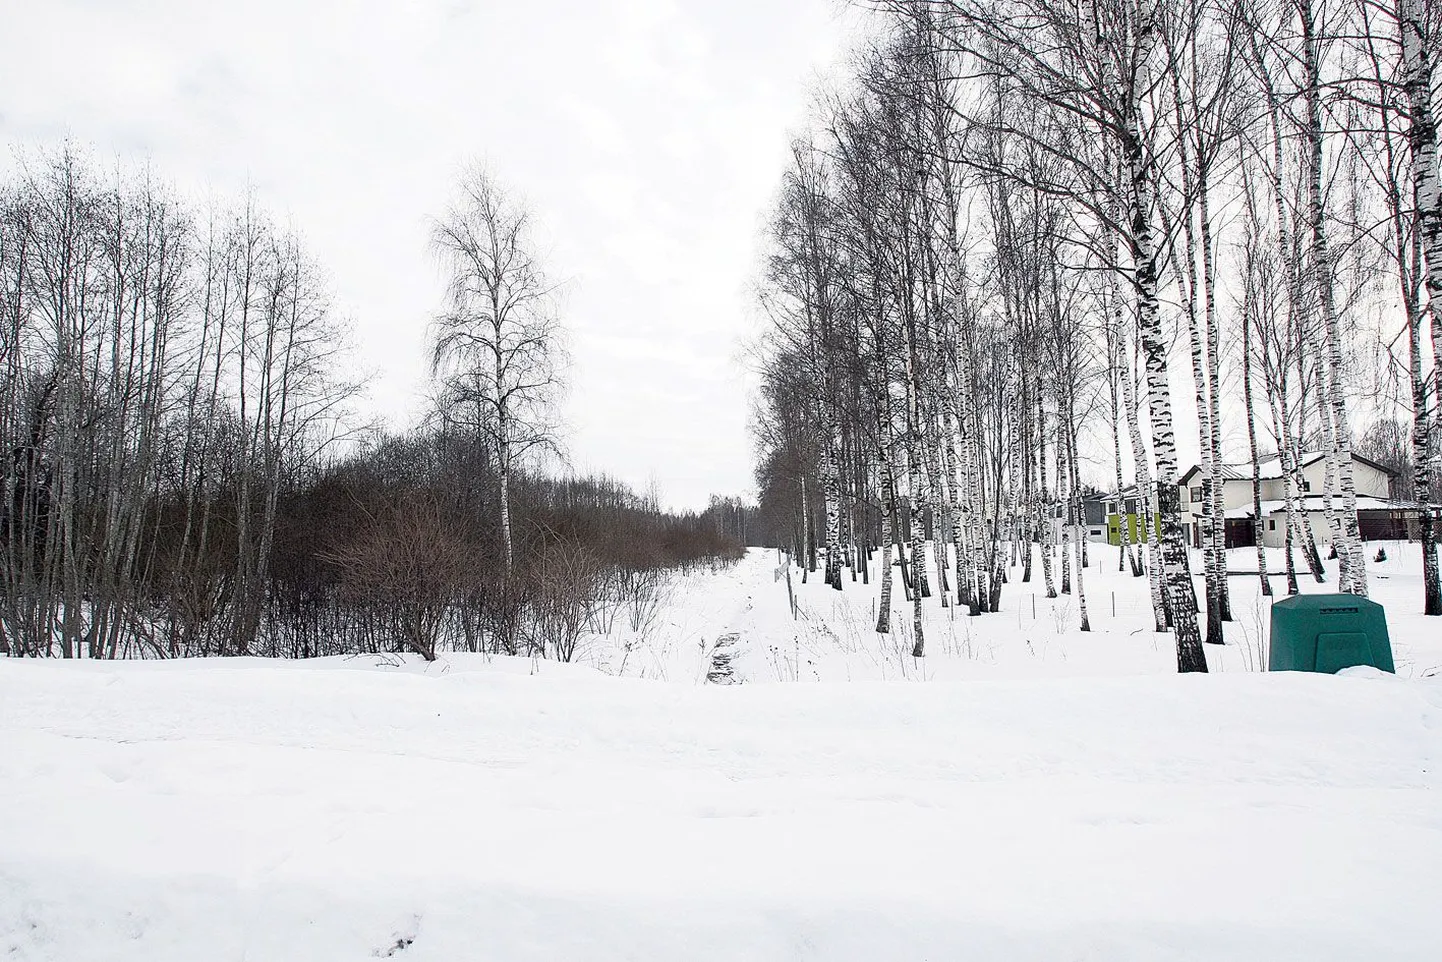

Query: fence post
left=786, top=563, right=797, bottom=620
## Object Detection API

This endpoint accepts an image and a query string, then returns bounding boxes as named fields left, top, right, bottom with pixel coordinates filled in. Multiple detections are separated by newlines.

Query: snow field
left=4, top=653, right=1442, bottom=958
left=584, top=543, right=1442, bottom=683
left=3, top=544, right=1441, bottom=959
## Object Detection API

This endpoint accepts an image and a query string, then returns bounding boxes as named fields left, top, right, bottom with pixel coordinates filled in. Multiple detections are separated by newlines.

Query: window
left=1105, top=501, right=1116, bottom=515
left=1301, top=480, right=1311, bottom=492
left=1269, top=519, right=1276, bottom=530
left=1191, top=486, right=1204, bottom=503
left=1125, top=498, right=1138, bottom=514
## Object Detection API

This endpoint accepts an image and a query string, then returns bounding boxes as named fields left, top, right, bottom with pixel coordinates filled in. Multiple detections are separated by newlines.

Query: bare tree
left=430, top=165, right=565, bottom=578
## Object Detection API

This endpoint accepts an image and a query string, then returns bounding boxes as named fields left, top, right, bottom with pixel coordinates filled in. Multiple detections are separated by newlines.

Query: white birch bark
left=1118, top=291, right=1167, bottom=631
left=1108, top=312, right=1140, bottom=576
left=1199, top=169, right=1232, bottom=623
left=1399, top=0, right=1442, bottom=614
left=821, top=440, right=843, bottom=590
left=1239, top=233, right=1274, bottom=596
left=1035, top=400, right=1058, bottom=599
left=1301, top=0, right=1367, bottom=595
left=1174, top=195, right=1224, bottom=643
left=1124, top=97, right=1208, bottom=671
left=1067, top=400, right=1090, bottom=632
left=876, top=443, right=897, bottom=634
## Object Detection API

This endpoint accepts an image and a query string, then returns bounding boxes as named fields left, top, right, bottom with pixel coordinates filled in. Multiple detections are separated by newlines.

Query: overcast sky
left=0, top=0, right=864, bottom=510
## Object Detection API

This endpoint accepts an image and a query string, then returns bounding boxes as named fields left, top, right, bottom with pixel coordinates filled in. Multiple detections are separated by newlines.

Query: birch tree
left=431, top=165, right=564, bottom=578
left=1396, top=0, right=1441, bottom=613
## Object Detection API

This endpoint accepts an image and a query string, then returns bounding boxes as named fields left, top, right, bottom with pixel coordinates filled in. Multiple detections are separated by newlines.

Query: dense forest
left=0, top=151, right=742, bottom=661
left=748, top=0, right=1442, bottom=672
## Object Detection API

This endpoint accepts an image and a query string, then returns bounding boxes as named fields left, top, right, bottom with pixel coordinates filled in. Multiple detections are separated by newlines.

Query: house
left=1095, top=485, right=1159, bottom=547
left=1041, top=497, right=1112, bottom=544
left=1065, top=493, right=1110, bottom=543
left=1178, top=451, right=1417, bottom=549
left=1094, top=451, right=1423, bottom=550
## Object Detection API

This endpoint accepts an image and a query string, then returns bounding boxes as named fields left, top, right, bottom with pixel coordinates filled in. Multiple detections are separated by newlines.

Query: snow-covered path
left=4, top=645, right=1441, bottom=960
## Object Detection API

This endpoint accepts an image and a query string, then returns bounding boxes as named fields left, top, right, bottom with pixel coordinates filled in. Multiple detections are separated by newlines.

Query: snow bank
left=4, top=654, right=1441, bottom=960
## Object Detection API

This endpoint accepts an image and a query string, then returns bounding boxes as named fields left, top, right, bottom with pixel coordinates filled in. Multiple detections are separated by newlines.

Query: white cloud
left=0, top=0, right=862, bottom=510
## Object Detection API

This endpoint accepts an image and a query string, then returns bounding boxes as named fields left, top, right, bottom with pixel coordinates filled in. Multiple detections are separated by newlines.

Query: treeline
left=1, top=149, right=741, bottom=660
left=750, top=0, right=1442, bottom=673
left=246, top=435, right=743, bottom=662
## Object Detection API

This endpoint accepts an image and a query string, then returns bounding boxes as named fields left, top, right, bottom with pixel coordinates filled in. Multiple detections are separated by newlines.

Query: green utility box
left=1268, top=593, right=1394, bottom=674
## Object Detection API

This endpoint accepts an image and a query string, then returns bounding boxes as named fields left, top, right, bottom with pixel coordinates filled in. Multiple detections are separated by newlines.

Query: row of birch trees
left=750, top=0, right=1442, bottom=673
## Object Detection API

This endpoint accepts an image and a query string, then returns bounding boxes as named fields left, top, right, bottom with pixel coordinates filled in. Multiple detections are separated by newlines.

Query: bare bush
left=621, top=567, right=674, bottom=636
left=325, top=493, right=473, bottom=661
left=525, top=539, right=605, bottom=662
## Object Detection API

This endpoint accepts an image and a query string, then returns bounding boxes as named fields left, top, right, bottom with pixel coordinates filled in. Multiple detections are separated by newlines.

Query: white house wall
left=1297, top=458, right=1390, bottom=499
left=1261, top=509, right=1367, bottom=549
left=1184, top=456, right=1392, bottom=538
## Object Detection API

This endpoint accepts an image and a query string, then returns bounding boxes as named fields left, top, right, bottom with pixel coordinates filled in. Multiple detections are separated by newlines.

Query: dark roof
left=1350, top=451, right=1399, bottom=478
left=1179, top=463, right=1248, bottom=485
left=1094, top=484, right=1149, bottom=501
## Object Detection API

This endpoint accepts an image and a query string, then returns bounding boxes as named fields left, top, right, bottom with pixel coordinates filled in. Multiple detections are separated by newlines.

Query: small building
left=1081, top=494, right=1109, bottom=542
left=1096, top=485, right=1159, bottom=547
left=1042, top=498, right=1112, bottom=544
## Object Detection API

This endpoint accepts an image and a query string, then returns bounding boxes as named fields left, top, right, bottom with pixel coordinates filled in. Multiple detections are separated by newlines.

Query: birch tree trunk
left=1301, top=0, right=1367, bottom=596
left=1119, top=297, right=1167, bottom=631
left=906, top=436, right=928, bottom=655
left=1240, top=245, right=1273, bottom=596
left=1399, top=0, right=1442, bottom=614
left=499, top=439, right=514, bottom=576
left=1067, top=399, right=1090, bottom=632
left=822, top=440, right=843, bottom=590
left=1199, top=173, right=1232, bottom=623
left=1175, top=195, right=1224, bottom=644
left=1108, top=310, right=1140, bottom=576
left=877, top=441, right=898, bottom=634
left=1124, top=111, right=1208, bottom=672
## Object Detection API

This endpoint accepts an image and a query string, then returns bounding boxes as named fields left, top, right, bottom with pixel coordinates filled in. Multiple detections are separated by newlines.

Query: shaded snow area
left=3, top=547, right=1442, bottom=960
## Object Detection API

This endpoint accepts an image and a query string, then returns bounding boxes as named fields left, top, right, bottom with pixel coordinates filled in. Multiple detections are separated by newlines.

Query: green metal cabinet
left=1268, top=594, right=1394, bottom=674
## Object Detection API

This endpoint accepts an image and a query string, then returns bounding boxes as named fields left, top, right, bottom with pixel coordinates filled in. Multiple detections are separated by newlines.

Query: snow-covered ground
left=3, top=543, right=1441, bottom=960
left=580, top=541, right=1442, bottom=683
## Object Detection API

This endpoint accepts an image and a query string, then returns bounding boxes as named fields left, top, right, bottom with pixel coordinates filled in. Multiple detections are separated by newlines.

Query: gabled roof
left=1180, top=450, right=1398, bottom=485
left=1178, top=463, right=1248, bottom=485
left=1181, top=453, right=1315, bottom=484
left=1092, top=483, right=1145, bottom=500
left=1350, top=451, right=1400, bottom=478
